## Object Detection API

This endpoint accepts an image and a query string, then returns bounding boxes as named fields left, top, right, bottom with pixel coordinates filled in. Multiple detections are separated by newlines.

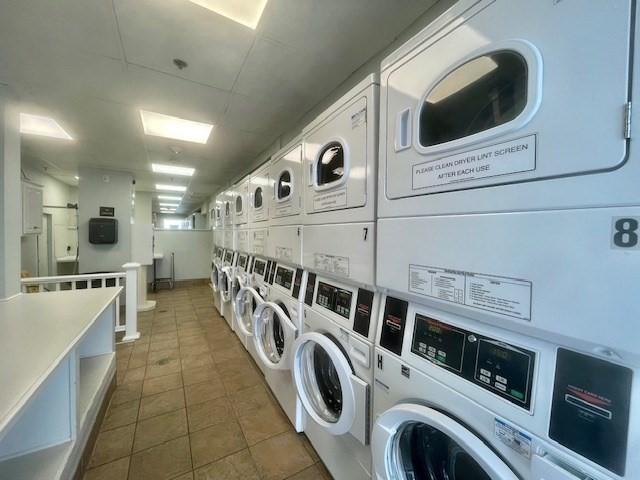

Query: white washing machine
left=231, top=225, right=251, bottom=345
left=234, top=254, right=269, bottom=373
left=376, top=0, right=640, bottom=364
left=292, top=273, right=381, bottom=480
left=251, top=261, right=307, bottom=432
left=269, top=136, right=304, bottom=227
left=371, top=294, right=639, bottom=480
left=302, top=73, right=379, bottom=225
left=211, top=244, right=224, bottom=314
left=219, top=233, right=236, bottom=330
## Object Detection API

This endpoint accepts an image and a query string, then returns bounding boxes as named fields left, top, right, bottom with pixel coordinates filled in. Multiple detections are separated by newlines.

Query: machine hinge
left=624, top=102, right=632, bottom=139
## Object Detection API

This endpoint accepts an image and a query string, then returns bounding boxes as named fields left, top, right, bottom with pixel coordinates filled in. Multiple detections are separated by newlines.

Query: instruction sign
left=313, top=189, right=347, bottom=211
left=412, top=135, right=536, bottom=190
left=409, top=264, right=532, bottom=321
left=275, top=246, right=293, bottom=262
left=314, top=253, right=350, bottom=277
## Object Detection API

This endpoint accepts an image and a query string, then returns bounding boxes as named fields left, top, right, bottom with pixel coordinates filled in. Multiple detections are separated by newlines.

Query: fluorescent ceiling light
left=158, top=195, right=182, bottom=201
left=140, top=110, right=213, bottom=144
left=428, top=56, right=498, bottom=104
left=20, top=113, right=73, bottom=140
left=156, top=184, right=187, bottom=192
left=74, top=175, right=79, bottom=180
left=187, top=0, right=268, bottom=29
left=152, top=163, right=195, bottom=176
left=160, top=203, right=180, bottom=207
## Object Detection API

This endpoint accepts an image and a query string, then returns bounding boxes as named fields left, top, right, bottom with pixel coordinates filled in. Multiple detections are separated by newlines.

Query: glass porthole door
left=252, top=301, right=297, bottom=370
left=372, top=404, right=519, bottom=480
left=292, top=332, right=362, bottom=436
left=235, top=286, right=263, bottom=338
left=314, top=140, right=348, bottom=191
left=220, top=267, right=232, bottom=302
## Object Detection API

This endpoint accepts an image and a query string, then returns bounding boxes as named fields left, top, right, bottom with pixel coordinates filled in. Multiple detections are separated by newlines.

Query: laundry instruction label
left=314, top=253, right=349, bottom=277
left=275, top=246, right=293, bottom=262
left=495, top=418, right=531, bottom=459
left=412, top=135, right=536, bottom=190
left=351, top=107, right=367, bottom=129
left=313, top=188, right=347, bottom=211
left=409, top=265, right=531, bottom=321
left=252, top=231, right=266, bottom=254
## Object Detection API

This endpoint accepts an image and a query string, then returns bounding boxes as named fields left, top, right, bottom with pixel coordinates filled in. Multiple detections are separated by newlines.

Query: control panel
left=275, top=266, right=294, bottom=290
left=224, top=251, right=233, bottom=263
left=411, top=314, right=535, bottom=409
left=316, top=282, right=352, bottom=319
left=238, top=254, right=248, bottom=269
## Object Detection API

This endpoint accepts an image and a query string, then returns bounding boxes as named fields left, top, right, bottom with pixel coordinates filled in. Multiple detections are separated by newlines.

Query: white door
left=270, top=143, right=303, bottom=220
left=234, top=285, right=264, bottom=338
left=372, top=403, right=519, bottom=480
left=383, top=0, right=632, bottom=205
left=252, top=300, right=297, bottom=370
left=249, top=164, right=270, bottom=224
left=292, top=332, right=368, bottom=440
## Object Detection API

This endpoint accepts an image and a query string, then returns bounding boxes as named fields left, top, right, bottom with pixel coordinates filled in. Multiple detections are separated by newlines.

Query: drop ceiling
left=0, top=0, right=434, bottom=213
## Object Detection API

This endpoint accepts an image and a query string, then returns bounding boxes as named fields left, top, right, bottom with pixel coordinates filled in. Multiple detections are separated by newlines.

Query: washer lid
left=234, top=285, right=263, bottom=337
left=252, top=300, right=297, bottom=370
left=372, top=403, right=519, bottom=480
left=292, top=332, right=368, bottom=440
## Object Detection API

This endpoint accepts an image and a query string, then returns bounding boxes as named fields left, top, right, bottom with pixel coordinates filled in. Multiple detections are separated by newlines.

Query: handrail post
left=121, top=263, right=141, bottom=342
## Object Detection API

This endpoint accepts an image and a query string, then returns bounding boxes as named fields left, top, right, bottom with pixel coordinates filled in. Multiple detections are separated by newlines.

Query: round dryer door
left=252, top=300, right=297, bottom=370
left=234, top=286, right=263, bottom=337
left=292, top=332, right=358, bottom=436
left=372, top=404, right=519, bottom=480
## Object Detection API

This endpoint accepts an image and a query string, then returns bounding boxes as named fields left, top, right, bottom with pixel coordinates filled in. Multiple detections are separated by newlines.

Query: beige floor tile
left=133, top=408, right=189, bottom=452
left=179, top=343, right=210, bottom=356
left=89, top=423, right=135, bottom=468
left=146, top=357, right=182, bottom=379
left=182, top=366, right=219, bottom=387
left=190, top=420, right=247, bottom=468
left=184, top=377, right=225, bottom=406
left=181, top=354, right=214, bottom=371
left=300, top=435, right=320, bottom=463
left=129, top=435, right=192, bottom=480
left=142, top=372, right=183, bottom=397
left=139, top=388, right=185, bottom=419
left=123, top=366, right=146, bottom=384
left=84, top=456, right=130, bottom=480
left=286, top=464, right=333, bottom=480
left=128, top=351, right=149, bottom=369
left=221, top=365, right=264, bottom=394
left=250, top=432, right=315, bottom=480
left=180, top=336, right=210, bottom=349
left=151, top=331, right=179, bottom=343
left=101, top=398, right=139, bottom=431
left=110, top=381, right=143, bottom=406
left=147, top=348, right=181, bottom=364
left=193, top=449, right=260, bottom=480
left=238, top=404, right=291, bottom=445
left=228, top=384, right=274, bottom=418
left=172, top=472, right=194, bottom=480
left=212, top=346, right=246, bottom=364
left=149, top=338, right=179, bottom=352
left=187, top=396, right=233, bottom=432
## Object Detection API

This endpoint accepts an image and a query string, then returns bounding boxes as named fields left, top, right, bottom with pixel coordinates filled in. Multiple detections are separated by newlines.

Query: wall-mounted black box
left=89, top=218, right=118, bottom=244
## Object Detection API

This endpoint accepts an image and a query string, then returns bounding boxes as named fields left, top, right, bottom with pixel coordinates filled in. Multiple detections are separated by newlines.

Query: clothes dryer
left=249, top=160, right=271, bottom=226
left=251, top=261, right=307, bottom=432
left=233, top=176, right=249, bottom=227
left=302, top=74, right=379, bottom=225
left=371, top=294, right=639, bottom=480
left=269, top=137, right=304, bottom=227
left=291, top=274, right=381, bottom=480
left=376, top=0, right=640, bottom=363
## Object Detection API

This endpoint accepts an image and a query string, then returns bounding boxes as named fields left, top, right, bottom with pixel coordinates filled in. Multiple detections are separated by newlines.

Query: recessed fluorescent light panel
left=152, top=163, right=195, bottom=176
left=140, top=110, right=213, bottom=144
left=20, top=113, right=73, bottom=140
left=158, top=195, right=182, bottom=201
left=159, top=203, right=180, bottom=207
left=156, top=184, right=187, bottom=192
left=187, top=0, right=268, bottom=29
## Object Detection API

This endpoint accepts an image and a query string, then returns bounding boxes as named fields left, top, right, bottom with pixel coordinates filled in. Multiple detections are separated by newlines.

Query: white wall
left=134, top=191, right=152, bottom=224
left=0, top=87, right=21, bottom=299
left=154, top=229, right=212, bottom=281
left=78, top=167, right=133, bottom=273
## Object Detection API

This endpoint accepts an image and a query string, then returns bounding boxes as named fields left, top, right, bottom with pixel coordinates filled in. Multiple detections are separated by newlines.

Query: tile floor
left=85, top=283, right=332, bottom=480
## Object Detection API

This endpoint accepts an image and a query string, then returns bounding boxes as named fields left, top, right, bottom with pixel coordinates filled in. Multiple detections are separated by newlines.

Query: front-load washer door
left=292, top=332, right=369, bottom=442
left=221, top=267, right=233, bottom=302
left=384, top=0, right=631, bottom=201
left=372, top=403, right=519, bottom=480
left=211, top=264, right=220, bottom=293
left=234, top=286, right=263, bottom=338
left=252, top=300, right=297, bottom=370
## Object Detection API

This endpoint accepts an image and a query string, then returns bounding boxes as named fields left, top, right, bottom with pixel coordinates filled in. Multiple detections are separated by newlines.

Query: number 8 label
left=612, top=217, right=640, bottom=249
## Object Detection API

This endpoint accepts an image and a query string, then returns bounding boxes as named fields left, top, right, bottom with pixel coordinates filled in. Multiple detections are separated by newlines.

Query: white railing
left=20, top=263, right=141, bottom=343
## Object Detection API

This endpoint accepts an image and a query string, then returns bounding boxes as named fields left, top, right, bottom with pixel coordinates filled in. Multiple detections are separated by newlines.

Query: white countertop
left=0, top=288, right=121, bottom=435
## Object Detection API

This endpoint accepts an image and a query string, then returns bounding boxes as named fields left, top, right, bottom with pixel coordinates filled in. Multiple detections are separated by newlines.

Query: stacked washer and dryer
left=372, top=1, right=639, bottom=480
left=205, top=2, right=639, bottom=478
left=218, top=188, right=236, bottom=330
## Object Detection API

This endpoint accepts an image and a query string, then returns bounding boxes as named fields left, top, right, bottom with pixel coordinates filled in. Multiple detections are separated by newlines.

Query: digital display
left=224, top=251, right=233, bottom=263
left=238, top=255, right=247, bottom=269
left=253, top=260, right=266, bottom=276
left=216, top=248, right=223, bottom=259
left=316, top=282, right=352, bottom=319
left=275, top=266, right=294, bottom=290
left=412, top=315, right=465, bottom=373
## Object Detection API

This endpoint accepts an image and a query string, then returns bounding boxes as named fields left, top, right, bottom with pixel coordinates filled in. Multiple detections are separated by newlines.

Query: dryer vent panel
left=89, top=218, right=118, bottom=244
